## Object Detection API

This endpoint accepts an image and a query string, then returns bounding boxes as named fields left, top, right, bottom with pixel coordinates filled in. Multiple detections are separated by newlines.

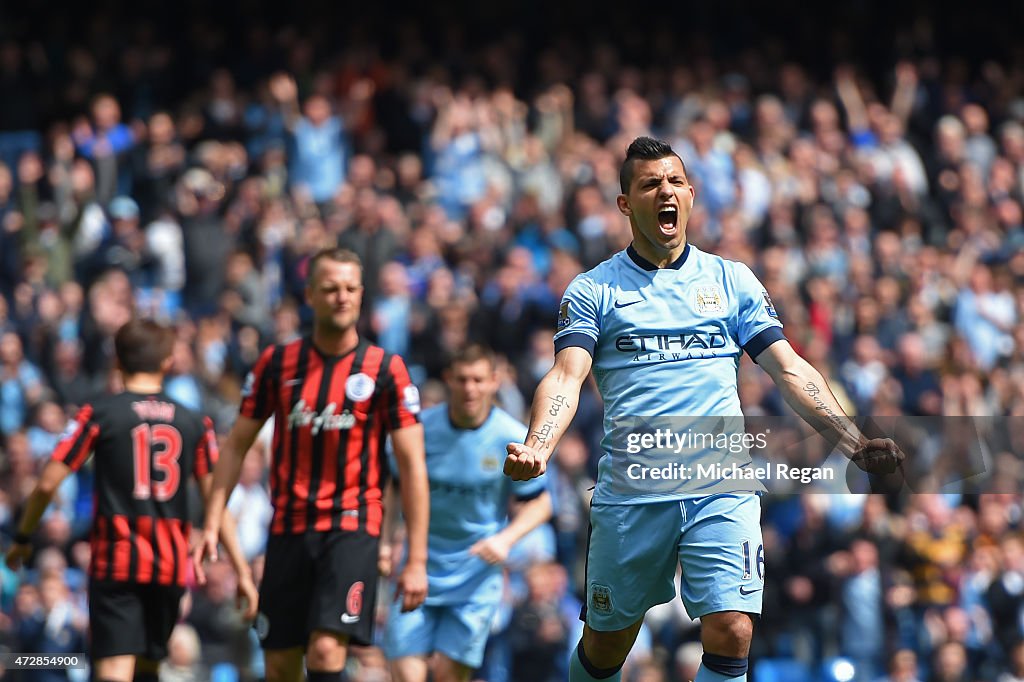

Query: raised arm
left=835, top=65, right=870, bottom=137
left=504, top=346, right=593, bottom=481
left=754, top=340, right=904, bottom=473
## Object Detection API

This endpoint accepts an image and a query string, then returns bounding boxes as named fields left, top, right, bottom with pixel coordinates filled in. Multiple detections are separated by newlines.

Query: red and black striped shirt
left=54, top=391, right=218, bottom=587
left=239, top=337, right=420, bottom=536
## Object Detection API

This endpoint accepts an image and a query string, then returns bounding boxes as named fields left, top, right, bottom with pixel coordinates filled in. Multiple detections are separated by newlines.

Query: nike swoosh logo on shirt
left=614, top=299, right=643, bottom=309
left=738, top=586, right=762, bottom=596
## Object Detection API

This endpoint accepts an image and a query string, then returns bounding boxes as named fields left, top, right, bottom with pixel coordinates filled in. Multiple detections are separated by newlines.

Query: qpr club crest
left=345, top=373, right=376, bottom=402
left=693, top=284, right=726, bottom=315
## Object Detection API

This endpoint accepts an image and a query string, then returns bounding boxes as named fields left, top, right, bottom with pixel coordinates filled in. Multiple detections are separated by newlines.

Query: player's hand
left=469, top=533, right=513, bottom=565
left=849, top=438, right=905, bottom=475
left=394, top=561, right=427, bottom=613
left=236, top=572, right=259, bottom=621
left=378, top=542, right=395, bottom=578
left=5, top=542, right=32, bottom=570
left=191, top=529, right=219, bottom=586
left=504, top=443, right=547, bottom=481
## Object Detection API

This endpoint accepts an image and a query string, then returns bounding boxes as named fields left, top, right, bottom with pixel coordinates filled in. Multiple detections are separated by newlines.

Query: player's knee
left=581, top=628, right=637, bottom=670
left=434, top=655, right=473, bottom=682
left=306, top=631, right=349, bottom=670
left=701, top=612, right=753, bottom=656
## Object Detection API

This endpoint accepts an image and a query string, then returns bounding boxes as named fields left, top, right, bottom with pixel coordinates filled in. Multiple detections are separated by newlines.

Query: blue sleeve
left=732, top=263, right=785, bottom=360
left=553, top=274, right=601, bottom=356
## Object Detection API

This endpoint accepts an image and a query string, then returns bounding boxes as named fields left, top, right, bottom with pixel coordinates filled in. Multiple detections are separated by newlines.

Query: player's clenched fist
left=504, top=443, right=546, bottom=480
left=849, top=437, right=905, bottom=475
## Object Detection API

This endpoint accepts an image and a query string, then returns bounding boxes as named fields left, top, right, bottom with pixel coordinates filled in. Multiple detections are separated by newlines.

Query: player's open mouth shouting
left=657, top=204, right=678, bottom=237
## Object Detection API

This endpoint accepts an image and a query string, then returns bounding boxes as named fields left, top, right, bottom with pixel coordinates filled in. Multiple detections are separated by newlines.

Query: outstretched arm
left=504, top=346, right=593, bottom=481
left=755, top=340, right=904, bottom=473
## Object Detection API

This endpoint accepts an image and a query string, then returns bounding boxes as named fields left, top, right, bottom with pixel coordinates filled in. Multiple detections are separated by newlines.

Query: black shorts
left=89, top=580, right=185, bottom=661
left=256, top=530, right=379, bottom=650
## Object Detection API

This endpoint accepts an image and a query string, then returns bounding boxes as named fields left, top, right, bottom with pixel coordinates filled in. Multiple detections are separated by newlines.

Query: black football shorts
left=256, top=530, right=380, bottom=649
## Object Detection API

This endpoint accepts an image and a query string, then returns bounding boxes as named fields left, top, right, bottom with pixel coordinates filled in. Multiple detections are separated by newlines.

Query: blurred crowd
left=3, top=2, right=1024, bottom=681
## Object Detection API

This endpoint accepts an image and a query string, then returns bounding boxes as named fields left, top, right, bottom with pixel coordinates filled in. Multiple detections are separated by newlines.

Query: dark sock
left=306, top=671, right=344, bottom=682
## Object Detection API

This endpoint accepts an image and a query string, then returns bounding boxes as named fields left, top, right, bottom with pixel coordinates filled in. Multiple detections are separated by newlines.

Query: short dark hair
left=115, top=318, right=175, bottom=375
left=306, top=247, right=363, bottom=287
left=619, top=136, right=686, bottom=193
left=448, top=344, right=496, bottom=371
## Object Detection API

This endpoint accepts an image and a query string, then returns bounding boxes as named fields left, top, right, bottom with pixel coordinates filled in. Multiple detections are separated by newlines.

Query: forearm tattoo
left=527, top=420, right=558, bottom=447
left=548, top=394, right=570, bottom=417
left=803, top=382, right=848, bottom=433
left=526, top=395, right=571, bottom=448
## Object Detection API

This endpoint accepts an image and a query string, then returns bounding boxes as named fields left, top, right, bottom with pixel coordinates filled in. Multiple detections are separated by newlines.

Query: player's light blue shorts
left=383, top=586, right=498, bottom=668
left=582, top=493, right=763, bottom=631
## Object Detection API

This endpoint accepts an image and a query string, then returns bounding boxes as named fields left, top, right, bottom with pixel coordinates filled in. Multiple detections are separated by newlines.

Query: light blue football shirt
left=397, top=403, right=546, bottom=604
left=554, top=243, right=785, bottom=504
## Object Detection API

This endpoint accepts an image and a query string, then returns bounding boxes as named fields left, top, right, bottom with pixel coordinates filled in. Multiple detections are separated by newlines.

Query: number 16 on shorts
left=740, top=540, right=764, bottom=581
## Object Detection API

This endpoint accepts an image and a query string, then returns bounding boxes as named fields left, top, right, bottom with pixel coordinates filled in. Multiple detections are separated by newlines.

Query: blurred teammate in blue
left=384, top=344, right=553, bottom=682
left=503, top=137, right=904, bottom=682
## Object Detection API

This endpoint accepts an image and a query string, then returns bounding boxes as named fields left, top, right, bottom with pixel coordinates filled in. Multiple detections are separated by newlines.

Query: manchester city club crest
left=693, top=284, right=726, bottom=315
left=590, top=583, right=614, bottom=614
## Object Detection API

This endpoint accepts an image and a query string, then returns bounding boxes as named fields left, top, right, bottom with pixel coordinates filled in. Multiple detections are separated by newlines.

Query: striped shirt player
left=197, top=248, right=430, bottom=682
left=6, top=318, right=256, bottom=681
left=239, top=337, right=419, bottom=537
left=54, top=393, right=218, bottom=586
